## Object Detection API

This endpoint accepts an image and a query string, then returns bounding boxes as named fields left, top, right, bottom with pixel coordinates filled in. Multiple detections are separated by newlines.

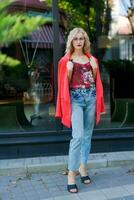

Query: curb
left=0, top=151, right=134, bottom=176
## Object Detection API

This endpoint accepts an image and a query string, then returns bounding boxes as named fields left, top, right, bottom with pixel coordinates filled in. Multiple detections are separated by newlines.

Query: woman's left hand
left=89, top=56, right=98, bottom=80
left=89, top=56, right=98, bottom=70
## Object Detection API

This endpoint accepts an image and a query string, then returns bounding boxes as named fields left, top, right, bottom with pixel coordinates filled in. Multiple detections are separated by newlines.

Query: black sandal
left=67, top=184, right=78, bottom=193
left=80, top=176, right=91, bottom=184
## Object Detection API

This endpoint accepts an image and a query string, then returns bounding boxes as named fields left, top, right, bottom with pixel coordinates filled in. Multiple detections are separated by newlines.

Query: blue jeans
left=68, top=87, right=96, bottom=171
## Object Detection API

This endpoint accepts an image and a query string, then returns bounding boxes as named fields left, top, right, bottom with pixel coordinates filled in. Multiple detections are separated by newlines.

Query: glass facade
left=97, top=0, right=134, bottom=129
left=0, top=0, right=134, bottom=134
left=0, top=46, right=57, bottom=133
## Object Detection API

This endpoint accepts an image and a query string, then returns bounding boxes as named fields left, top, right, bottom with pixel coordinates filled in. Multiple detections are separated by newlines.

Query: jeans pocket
left=91, top=88, right=96, bottom=98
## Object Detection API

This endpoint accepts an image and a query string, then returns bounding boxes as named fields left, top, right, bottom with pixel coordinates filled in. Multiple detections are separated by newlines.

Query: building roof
left=22, top=24, right=66, bottom=49
left=11, top=0, right=48, bottom=11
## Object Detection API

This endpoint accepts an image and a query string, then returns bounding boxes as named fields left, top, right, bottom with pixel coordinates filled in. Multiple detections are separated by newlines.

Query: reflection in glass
left=23, top=50, right=56, bottom=131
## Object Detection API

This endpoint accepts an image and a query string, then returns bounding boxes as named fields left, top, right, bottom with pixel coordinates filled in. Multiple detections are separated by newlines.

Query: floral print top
left=70, top=61, right=95, bottom=89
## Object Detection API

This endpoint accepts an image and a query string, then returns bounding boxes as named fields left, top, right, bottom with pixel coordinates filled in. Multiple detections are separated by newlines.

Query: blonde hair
left=65, top=27, right=91, bottom=54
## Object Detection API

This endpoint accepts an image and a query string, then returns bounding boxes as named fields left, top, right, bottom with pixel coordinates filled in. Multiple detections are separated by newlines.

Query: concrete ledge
left=28, top=162, right=66, bottom=173
left=0, top=151, right=134, bottom=176
left=0, top=166, right=27, bottom=176
left=88, top=159, right=107, bottom=169
left=107, top=158, right=134, bottom=167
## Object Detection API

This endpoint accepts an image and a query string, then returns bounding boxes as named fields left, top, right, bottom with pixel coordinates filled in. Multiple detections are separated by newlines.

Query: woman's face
left=72, top=32, right=85, bottom=51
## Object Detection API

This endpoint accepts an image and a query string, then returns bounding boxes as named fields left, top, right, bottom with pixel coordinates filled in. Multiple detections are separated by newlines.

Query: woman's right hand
left=66, top=61, right=74, bottom=71
left=66, top=61, right=74, bottom=82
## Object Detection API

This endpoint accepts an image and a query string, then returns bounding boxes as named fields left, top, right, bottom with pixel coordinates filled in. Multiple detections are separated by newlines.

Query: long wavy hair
left=65, top=27, right=91, bottom=54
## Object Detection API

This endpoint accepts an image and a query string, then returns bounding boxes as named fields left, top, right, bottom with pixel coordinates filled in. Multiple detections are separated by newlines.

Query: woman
left=56, top=27, right=105, bottom=193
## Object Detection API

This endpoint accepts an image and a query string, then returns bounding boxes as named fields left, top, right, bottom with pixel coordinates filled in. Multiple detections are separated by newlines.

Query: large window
left=0, top=0, right=134, bottom=134
left=0, top=46, right=57, bottom=133
left=96, top=0, right=134, bottom=129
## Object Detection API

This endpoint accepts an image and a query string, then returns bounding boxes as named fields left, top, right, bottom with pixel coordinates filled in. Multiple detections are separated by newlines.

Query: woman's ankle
left=79, top=164, right=88, bottom=176
left=68, top=171, right=76, bottom=184
left=68, top=170, right=76, bottom=176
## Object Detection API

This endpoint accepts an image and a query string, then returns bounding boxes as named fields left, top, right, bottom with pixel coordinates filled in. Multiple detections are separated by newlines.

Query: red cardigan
left=55, top=53, right=105, bottom=128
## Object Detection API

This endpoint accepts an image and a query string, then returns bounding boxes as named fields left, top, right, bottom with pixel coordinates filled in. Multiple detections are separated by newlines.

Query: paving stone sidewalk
left=0, top=165, right=134, bottom=200
left=0, top=151, right=134, bottom=200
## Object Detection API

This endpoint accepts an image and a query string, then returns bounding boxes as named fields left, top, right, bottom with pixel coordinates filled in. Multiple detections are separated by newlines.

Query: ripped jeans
left=68, top=87, right=96, bottom=171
